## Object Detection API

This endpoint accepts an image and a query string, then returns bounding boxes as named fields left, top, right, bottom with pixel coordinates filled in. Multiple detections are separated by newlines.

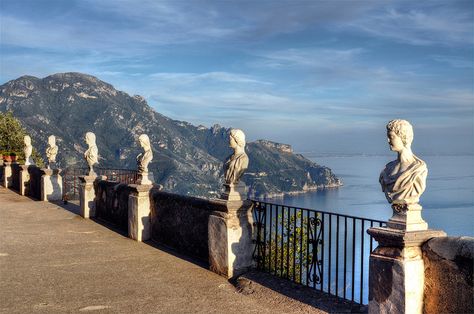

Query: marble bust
left=84, top=132, right=99, bottom=176
left=379, top=119, right=427, bottom=205
left=224, top=129, right=249, bottom=185
left=23, top=135, right=35, bottom=166
left=136, top=134, right=153, bottom=185
left=45, top=135, right=58, bottom=168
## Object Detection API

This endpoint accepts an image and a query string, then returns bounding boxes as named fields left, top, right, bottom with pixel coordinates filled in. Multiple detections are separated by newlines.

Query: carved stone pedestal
left=79, top=175, right=105, bottom=218
left=19, top=165, right=30, bottom=196
left=220, top=182, right=247, bottom=201
left=128, top=184, right=153, bottom=241
left=387, top=203, right=428, bottom=231
left=2, top=162, right=13, bottom=188
left=367, top=227, right=446, bottom=314
left=137, top=172, right=154, bottom=185
left=40, top=168, right=63, bottom=201
left=208, top=200, right=254, bottom=278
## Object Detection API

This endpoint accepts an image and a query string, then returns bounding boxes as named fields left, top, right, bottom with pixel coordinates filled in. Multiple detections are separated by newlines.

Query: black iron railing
left=252, top=200, right=386, bottom=306
left=62, top=167, right=139, bottom=202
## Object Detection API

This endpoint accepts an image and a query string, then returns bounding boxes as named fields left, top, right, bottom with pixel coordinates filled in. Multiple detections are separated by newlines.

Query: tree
left=0, top=111, right=44, bottom=166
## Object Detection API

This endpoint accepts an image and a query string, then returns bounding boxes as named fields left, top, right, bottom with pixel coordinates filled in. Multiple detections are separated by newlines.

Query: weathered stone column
left=40, top=168, right=63, bottom=201
left=368, top=225, right=446, bottom=314
left=127, top=184, right=153, bottom=241
left=208, top=199, right=254, bottom=278
left=2, top=162, right=14, bottom=188
left=79, top=175, right=105, bottom=218
left=19, top=165, right=30, bottom=196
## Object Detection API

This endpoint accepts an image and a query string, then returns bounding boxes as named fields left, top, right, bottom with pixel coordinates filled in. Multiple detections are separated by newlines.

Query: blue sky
left=1, top=0, right=473, bottom=155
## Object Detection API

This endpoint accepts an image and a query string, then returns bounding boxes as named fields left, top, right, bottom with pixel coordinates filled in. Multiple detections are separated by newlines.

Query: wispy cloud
left=431, top=55, right=474, bottom=68
left=346, top=2, right=474, bottom=46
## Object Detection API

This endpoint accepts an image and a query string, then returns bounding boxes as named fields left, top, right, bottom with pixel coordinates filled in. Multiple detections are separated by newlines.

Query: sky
left=1, top=0, right=473, bottom=155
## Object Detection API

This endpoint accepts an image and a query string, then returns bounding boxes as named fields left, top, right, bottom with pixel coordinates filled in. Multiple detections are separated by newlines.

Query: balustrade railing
left=62, top=167, right=139, bottom=202
left=252, top=200, right=386, bottom=306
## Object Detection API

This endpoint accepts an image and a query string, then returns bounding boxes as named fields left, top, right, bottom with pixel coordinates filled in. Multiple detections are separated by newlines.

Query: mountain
left=0, top=73, right=342, bottom=198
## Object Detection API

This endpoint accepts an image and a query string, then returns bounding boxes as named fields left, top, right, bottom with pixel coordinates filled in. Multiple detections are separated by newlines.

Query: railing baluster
left=299, top=208, right=303, bottom=284
left=269, top=204, right=273, bottom=273
left=280, top=206, right=285, bottom=278
left=351, top=218, right=356, bottom=303
left=274, top=205, right=278, bottom=276
left=286, top=206, right=290, bottom=279
left=320, top=212, right=324, bottom=291
left=328, top=214, right=332, bottom=295
left=292, top=207, right=297, bottom=282
left=360, top=219, right=365, bottom=304
left=262, top=203, right=267, bottom=272
left=344, top=216, right=347, bottom=300
left=336, top=215, right=339, bottom=297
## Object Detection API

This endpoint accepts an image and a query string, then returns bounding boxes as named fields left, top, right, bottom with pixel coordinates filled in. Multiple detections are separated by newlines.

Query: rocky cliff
left=0, top=72, right=341, bottom=198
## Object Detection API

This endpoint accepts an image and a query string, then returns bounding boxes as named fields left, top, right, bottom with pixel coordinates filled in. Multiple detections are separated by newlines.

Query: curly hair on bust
left=386, top=119, right=413, bottom=147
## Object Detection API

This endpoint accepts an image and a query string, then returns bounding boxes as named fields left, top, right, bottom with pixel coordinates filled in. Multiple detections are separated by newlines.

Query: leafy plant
left=256, top=208, right=321, bottom=284
left=0, top=111, right=44, bottom=167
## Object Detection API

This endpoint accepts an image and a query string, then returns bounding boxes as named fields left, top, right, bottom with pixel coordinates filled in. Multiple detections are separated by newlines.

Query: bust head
left=138, top=134, right=151, bottom=150
left=229, top=129, right=246, bottom=149
left=24, top=135, right=31, bottom=146
left=386, top=119, right=413, bottom=152
left=84, top=132, right=96, bottom=146
left=48, top=135, right=56, bottom=146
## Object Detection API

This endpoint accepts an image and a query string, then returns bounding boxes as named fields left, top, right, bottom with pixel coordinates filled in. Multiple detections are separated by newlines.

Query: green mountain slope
left=0, top=72, right=341, bottom=198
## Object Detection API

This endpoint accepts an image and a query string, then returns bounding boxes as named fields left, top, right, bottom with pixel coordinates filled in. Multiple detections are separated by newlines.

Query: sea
left=274, top=154, right=474, bottom=237
left=263, top=154, right=473, bottom=304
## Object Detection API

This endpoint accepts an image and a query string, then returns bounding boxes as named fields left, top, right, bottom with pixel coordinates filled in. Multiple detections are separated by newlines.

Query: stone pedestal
left=387, top=203, right=428, bottom=231
left=208, top=200, right=254, bottom=278
left=40, top=168, right=63, bottom=201
left=367, top=227, right=446, bottom=314
left=220, top=182, right=247, bottom=201
left=128, top=184, right=153, bottom=241
left=2, top=162, right=13, bottom=188
left=137, top=172, right=153, bottom=185
left=19, top=165, right=30, bottom=196
left=79, top=175, right=104, bottom=218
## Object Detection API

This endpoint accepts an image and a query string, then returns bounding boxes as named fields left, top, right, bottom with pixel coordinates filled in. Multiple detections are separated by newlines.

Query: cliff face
left=0, top=72, right=341, bottom=198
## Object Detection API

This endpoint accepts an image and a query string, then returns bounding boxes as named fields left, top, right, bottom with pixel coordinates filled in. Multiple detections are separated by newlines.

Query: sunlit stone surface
left=136, top=134, right=153, bottom=185
left=221, top=129, right=249, bottom=201
left=83, top=132, right=98, bottom=177
left=23, top=135, right=35, bottom=166
left=379, top=119, right=428, bottom=231
left=45, top=135, right=58, bottom=169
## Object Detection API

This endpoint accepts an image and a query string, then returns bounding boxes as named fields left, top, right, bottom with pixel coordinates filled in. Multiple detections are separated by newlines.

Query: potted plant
left=2, top=152, right=17, bottom=162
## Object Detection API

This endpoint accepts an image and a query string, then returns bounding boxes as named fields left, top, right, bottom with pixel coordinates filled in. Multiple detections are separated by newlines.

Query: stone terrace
left=0, top=188, right=348, bottom=314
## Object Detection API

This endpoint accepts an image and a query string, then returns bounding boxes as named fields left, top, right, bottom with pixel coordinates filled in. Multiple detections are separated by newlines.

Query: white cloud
left=346, top=4, right=474, bottom=46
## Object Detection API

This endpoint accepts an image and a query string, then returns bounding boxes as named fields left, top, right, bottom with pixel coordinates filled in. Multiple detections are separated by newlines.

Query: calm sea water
left=275, top=154, right=474, bottom=237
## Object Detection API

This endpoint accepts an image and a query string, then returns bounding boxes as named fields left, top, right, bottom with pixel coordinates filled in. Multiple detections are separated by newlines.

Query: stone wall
left=11, top=163, right=21, bottom=191
left=150, top=190, right=226, bottom=263
left=422, top=236, right=473, bottom=314
left=28, top=166, right=42, bottom=200
left=95, top=180, right=132, bottom=232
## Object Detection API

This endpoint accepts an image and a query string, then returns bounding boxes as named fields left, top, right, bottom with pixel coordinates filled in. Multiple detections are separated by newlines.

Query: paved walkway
left=0, top=188, right=338, bottom=313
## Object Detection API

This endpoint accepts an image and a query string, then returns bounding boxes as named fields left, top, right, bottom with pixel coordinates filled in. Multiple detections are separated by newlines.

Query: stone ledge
left=367, top=227, right=446, bottom=248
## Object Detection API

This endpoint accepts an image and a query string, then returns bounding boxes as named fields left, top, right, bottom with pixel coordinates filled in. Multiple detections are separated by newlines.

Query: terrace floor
left=0, top=187, right=355, bottom=313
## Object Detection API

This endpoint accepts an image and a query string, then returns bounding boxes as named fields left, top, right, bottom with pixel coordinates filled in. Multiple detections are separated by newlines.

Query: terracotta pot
left=3, top=155, right=16, bottom=162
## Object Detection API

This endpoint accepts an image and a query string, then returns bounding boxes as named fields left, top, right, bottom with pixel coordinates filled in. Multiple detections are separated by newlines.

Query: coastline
left=249, top=182, right=343, bottom=200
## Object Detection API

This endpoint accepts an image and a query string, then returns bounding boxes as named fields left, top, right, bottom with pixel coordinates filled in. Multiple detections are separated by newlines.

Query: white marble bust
left=379, top=119, right=427, bottom=205
left=23, top=135, right=35, bottom=166
left=45, top=135, right=58, bottom=168
left=84, top=132, right=99, bottom=176
left=137, top=134, right=153, bottom=174
left=224, top=129, right=249, bottom=185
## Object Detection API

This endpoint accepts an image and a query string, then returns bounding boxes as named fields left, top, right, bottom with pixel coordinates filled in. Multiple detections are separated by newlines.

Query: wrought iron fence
left=252, top=200, right=386, bottom=306
left=62, top=167, right=139, bottom=202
